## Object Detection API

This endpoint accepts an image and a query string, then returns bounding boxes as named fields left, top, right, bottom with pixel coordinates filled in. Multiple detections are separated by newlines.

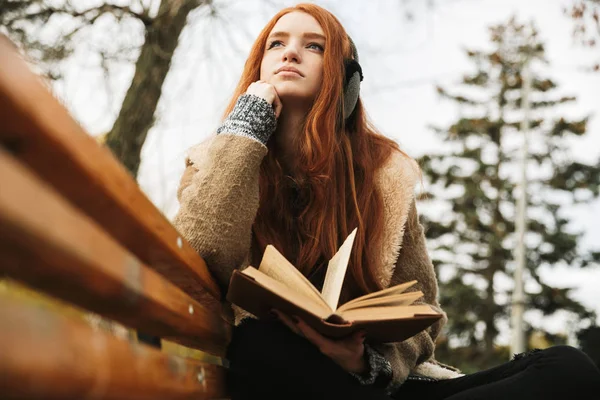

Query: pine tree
left=419, top=16, right=600, bottom=367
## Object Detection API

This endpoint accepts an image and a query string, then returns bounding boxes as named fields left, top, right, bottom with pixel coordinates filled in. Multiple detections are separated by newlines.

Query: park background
left=1, top=0, right=599, bottom=372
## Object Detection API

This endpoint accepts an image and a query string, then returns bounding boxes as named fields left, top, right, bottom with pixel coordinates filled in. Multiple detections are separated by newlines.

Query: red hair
left=223, top=3, right=406, bottom=300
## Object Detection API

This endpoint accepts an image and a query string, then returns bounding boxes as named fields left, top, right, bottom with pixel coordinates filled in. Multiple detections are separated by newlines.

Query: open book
left=226, top=228, right=442, bottom=343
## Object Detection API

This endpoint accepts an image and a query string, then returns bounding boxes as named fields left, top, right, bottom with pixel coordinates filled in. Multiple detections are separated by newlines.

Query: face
left=260, top=11, right=325, bottom=105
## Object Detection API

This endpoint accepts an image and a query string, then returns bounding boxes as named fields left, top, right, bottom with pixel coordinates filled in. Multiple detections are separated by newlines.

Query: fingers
left=245, top=80, right=275, bottom=104
left=296, top=318, right=335, bottom=351
left=246, top=80, right=282, bottom=119
left=271, top=309, right=331, bottom=349
left=351, top=329, right=367, bottom=345
left=296, top=318, right=365, bottom=368
left=272, top=310, right=366, bottom=359
left=271, top=309, right=302, bottom=336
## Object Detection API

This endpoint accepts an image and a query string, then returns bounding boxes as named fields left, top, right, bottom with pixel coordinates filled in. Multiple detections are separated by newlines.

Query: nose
left=282, top=42, right=301, bottom=63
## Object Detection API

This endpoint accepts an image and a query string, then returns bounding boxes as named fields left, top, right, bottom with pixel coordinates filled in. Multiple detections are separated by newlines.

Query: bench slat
left=0, top=298, right=229, bottom=400
left=0, top=148, right=230, bottom=356
left=0, top=39, right=221, bottom=302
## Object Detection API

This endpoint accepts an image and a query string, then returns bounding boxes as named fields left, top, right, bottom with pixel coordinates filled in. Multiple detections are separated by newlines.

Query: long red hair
left=223, top=3, right=405, bottom=300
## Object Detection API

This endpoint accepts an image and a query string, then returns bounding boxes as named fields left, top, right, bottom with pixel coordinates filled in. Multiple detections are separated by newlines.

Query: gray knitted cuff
left=216, top=94, right=276, bottom=146
left=349, top=344, right=393, bottom=386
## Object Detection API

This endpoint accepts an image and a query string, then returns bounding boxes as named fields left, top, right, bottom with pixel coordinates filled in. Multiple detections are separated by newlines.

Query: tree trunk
left=105, top=0, right=208, bottom=178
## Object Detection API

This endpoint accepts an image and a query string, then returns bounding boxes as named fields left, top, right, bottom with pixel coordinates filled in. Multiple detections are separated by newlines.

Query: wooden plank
left=0, top=298, right=229, bottom=400
left=0, top=37, right=221, bottom=301
left=0, top=148, right=230, bottom=356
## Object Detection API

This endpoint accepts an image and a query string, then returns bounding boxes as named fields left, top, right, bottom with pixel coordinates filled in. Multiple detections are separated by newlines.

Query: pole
left=510, top=52, right=532, bottom=357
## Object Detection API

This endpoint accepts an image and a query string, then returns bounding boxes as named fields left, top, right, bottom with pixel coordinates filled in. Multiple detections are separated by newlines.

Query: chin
left=273, top=83, right=315, bottom=103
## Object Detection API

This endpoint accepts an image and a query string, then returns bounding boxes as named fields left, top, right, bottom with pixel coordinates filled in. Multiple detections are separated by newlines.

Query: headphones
left=343, top=36, right=363, bottom=120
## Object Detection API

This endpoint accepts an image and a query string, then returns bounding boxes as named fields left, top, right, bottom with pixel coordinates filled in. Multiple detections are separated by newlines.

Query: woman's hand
left=246, top=80, right=282, bottom=119
left=272, top=309, right=368, bottom=375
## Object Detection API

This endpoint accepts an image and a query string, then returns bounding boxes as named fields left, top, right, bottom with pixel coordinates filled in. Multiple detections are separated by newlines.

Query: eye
left=307, top=42, right=324, bottom=52
left=268, top=40, right=283, bottom=49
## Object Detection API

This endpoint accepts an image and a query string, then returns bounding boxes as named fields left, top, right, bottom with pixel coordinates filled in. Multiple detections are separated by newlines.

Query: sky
left=52, top=0, right=599, bottom=344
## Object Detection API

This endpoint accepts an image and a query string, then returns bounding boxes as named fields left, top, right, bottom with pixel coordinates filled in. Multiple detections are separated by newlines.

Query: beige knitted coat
left=172, top=133, right=461, bottom=388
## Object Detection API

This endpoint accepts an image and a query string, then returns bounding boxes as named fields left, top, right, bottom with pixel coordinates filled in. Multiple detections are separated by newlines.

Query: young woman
left=172, top=3, right=600, bottom=399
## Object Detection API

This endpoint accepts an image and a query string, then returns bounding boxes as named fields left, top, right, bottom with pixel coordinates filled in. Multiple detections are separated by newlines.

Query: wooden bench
left=0, top=37, right=232, bottom=399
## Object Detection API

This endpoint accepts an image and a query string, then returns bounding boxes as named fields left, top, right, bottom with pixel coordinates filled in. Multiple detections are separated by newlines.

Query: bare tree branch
left=564, top=0, right=600, bottom=71
left=2, top=1, right=153, bottom=27
left=104, top=0, right=213, bottom=177
left=1, top=1, right=152, bottom=80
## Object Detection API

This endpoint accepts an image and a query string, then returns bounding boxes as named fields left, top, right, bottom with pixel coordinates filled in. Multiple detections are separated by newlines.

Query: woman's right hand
left=246, top=80, right=282, bottom=119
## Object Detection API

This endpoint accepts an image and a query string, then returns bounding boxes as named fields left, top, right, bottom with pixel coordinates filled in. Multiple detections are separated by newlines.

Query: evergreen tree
left=419, top=16, right=600, bottom=367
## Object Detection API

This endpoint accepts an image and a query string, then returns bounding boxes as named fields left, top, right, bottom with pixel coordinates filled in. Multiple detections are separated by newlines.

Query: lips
left=276, top=66, right=303, bottom=77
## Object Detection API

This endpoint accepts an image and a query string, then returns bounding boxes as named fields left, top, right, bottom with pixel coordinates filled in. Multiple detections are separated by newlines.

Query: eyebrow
left=268, top=31, right=326, bottom=41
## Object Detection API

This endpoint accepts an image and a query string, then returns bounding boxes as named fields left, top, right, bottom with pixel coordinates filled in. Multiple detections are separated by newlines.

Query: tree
left=564, top=0, right=600, bottom=71
left=418, top=16, right=600, bottom=368
left=103, top=0, right=212, bottom=177
left=1, top=0, right=215, bottom=177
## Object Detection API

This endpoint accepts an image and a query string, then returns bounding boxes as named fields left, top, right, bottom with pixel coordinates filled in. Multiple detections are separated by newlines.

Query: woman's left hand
left=272, top=309, right=367, bottom=375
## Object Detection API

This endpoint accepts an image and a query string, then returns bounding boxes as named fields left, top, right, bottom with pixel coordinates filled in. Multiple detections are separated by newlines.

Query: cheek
left=317, top=65, right=324, bottom=84
left=260, top=54, right=275, bottom=81
left=312, top=61, right=324, bottom=86
left=259, top=63, right=267, bottom=81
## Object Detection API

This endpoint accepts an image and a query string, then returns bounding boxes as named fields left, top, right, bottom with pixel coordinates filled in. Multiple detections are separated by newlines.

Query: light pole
left=510, top=51, right=532, bottom=357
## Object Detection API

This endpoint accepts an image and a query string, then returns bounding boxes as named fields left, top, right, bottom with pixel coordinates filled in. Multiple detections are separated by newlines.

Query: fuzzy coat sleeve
left=172, top=134, right=267, bottom=294
left=370, top=199, right=448, bottom=389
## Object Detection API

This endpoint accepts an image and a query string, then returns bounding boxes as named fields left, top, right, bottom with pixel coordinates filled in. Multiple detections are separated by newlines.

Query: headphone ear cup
left=343, top=57, right=363, bottom=120
left=343, top=71, right=361, bottom=120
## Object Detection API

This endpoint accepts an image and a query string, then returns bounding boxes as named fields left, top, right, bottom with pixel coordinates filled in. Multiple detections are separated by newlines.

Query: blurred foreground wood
left=0, top=148, right=229, bottom=355
left=0, top=35, right=219, bottom=303
left=0, top=37, right=232, bottom=398
left=0, top=298, right=227, bottom=400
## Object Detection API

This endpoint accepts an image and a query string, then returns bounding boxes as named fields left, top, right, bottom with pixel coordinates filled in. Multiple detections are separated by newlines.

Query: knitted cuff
left=349, top=344, right=393, bottom=386
left=216, top=94, right=276, bottom=146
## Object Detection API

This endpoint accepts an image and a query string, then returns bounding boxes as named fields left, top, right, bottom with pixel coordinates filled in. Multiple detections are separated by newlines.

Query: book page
left=241, top=267, right=331, bottom=318
left=340, top=280, right=418, bottom=309
left=321, top=228, right=357, bottom=310
left=338, top=303, right=438, bottom=322
left=258, top=245, right=331, bottom=311
left=336, top=291, right=424, bottom=313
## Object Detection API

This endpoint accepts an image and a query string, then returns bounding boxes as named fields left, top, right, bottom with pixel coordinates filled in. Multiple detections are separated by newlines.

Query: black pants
left=226, top=318, right=600, bottom=399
